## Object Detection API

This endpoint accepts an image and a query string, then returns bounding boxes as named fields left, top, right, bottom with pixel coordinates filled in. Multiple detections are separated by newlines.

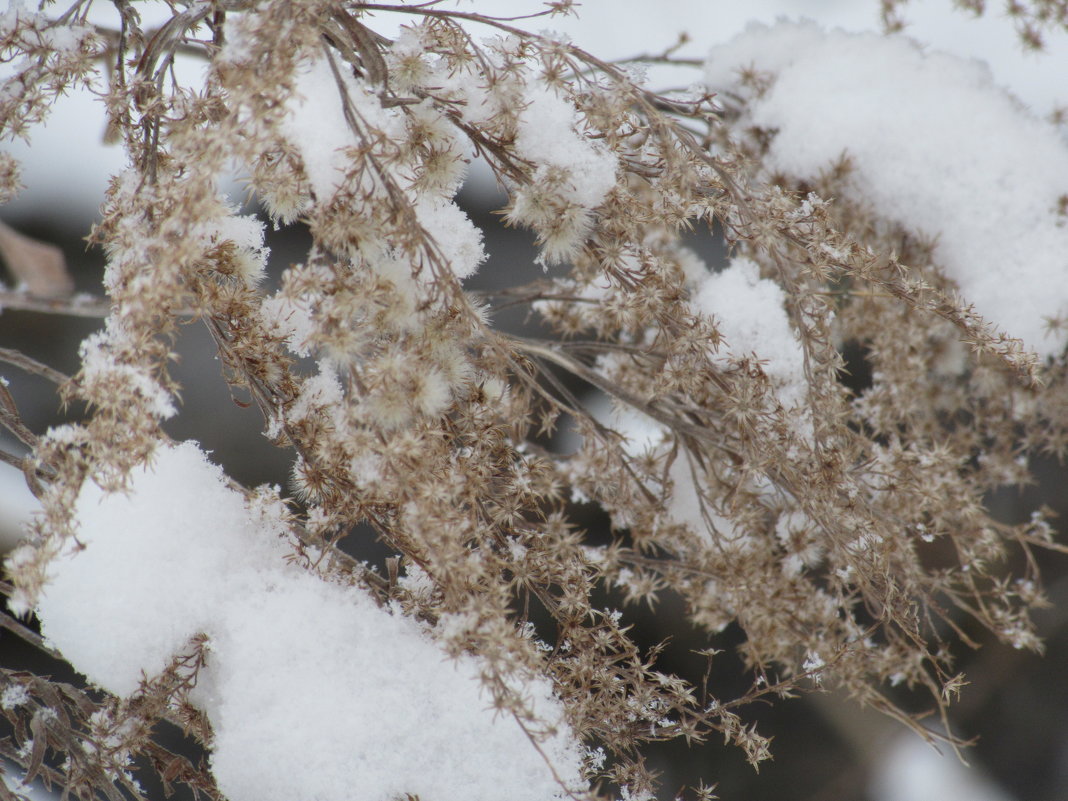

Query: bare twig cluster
left=881, top=0, right=1068, bottom=48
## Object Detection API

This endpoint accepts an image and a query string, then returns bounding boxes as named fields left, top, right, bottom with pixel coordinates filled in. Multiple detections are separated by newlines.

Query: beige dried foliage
left=0, top=221, right=75, bottom=298
left=882, top=0, right=1068, bottom=47
left=0, top=2, right=1065, bottom=800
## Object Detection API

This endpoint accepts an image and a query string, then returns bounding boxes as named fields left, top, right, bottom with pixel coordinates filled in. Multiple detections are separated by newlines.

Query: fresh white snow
left=35, top=442, right=586, bottom=801
left=704, top=21, right=1068, bottom=359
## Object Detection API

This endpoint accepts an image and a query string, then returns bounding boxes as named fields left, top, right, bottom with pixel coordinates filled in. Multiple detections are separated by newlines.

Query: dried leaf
left=25, top=709, right=48, bottom=784
left=0, top=221, right=74, bottom=299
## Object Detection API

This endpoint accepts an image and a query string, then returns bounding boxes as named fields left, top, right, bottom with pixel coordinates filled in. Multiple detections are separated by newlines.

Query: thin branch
left=0, top=610, right=63, bottom=661
left=0, top=348, right=70, bottom=385
left=0, top=289, right=111, bottom=317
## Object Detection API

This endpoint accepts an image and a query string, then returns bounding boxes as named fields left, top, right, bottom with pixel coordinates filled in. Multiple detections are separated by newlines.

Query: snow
left=288, top=361, right=345, bottom=427
left=34, top=441, right=586, bottom=801
left=597, top=404, right=742, bottom=550
left=495, top=82, right=619, bottom=262
left=6, top=2, right=1067, bottom=223
left=259, top=284, right=320, bottom=359
left=198, top=212, right=269, bottom=286
left=422, top=45, right=617, bottom=259
left=704, top=21, right=1068, bottom=359
left=513, top=86, right=618, bottom=212
left=78, top=329, right=176, bottom=420
left=0, top=684, right=30, bottom=711
left=870, top=733, right=1016, bottom=801
left=280, top=55, right=376, bottom=204
left=0, top=460, right=39, bottom=553
left=8, top=5, right=1068, bottom=798
left=692, top=257, right=808, bottom=409
left=36, top=443, right=286, bottom=696
left=0, top=5, right=93, bottom=56
left=584, top=255, right=806, bottom=547
left=413, top=194, right=486, bottom=279
left=280, top=54, right=486, bottom=280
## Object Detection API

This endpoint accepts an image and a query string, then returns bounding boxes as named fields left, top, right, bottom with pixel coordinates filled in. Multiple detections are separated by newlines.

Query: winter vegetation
left=1, top=1, right=1068, bottom=800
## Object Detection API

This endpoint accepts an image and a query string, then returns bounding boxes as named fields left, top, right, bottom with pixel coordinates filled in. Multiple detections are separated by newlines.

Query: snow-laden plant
left=2, top=2, right=1067, bottom=800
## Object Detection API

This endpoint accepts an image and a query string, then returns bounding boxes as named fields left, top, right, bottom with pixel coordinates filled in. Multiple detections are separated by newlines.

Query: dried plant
left=881, top=0, right=1068, bottom=47
left=1, top=2, right=1066, bottom=801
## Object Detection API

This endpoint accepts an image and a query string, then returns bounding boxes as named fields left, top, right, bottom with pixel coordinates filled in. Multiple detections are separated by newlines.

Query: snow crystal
left=705, top=21, right=1068, bottom=359
left=801, top=651, right=825, bottom=677
left=0, top=684, right=30, bottom=711
left=35, top=442, right=586, bottom=801
left=40, top=20, right=94, bottom=53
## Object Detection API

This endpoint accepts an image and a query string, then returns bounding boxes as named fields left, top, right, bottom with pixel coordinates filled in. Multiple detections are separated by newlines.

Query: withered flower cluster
left=1, top=2, right=1065, bottom=800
